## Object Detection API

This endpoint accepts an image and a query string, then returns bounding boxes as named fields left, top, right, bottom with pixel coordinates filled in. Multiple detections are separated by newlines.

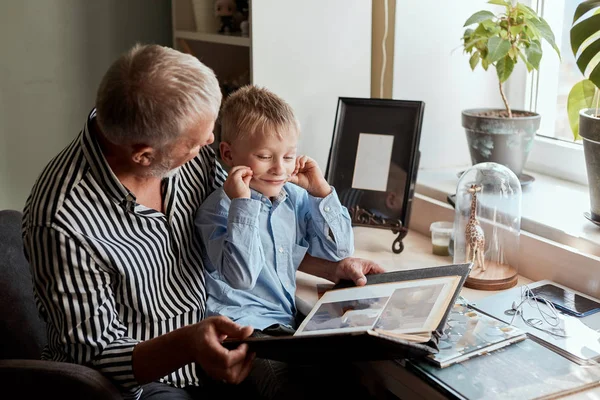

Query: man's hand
left=223, top=166, right=253, bottom=199
left=333, top=257, right=386, bottom=286
left=288, top=155, right=331, bottom=198
left=190, top=316, right=255, bottom=385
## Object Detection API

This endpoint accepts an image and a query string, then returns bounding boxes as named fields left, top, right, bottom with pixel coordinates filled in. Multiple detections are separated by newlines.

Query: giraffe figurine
left=465, top=184, right=486, bottom=271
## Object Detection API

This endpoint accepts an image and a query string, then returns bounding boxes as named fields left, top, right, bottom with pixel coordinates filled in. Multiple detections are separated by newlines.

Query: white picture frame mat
left=295, top=276, right=460, bottom=337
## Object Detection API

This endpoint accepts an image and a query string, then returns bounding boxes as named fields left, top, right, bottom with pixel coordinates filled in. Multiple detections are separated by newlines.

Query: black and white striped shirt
left=22, top=109, right=226, bottom=399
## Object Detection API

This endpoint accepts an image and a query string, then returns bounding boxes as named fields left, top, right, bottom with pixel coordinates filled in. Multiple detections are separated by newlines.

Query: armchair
left=0, top=210, right=122, bottom=399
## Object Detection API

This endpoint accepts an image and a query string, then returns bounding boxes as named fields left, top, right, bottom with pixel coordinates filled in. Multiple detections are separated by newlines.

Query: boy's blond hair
left=219, top=85, right=300, bottom=144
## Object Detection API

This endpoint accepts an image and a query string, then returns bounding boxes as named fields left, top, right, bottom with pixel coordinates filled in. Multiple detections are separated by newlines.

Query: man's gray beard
left=162, top=166, right=180, bottom=178
left=150, top=157, right=180, bottom=179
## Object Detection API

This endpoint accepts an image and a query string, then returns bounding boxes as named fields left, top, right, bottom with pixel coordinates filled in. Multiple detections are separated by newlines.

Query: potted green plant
left=567, top=0, right=600, bottom=222
left=461, top=0, right=560, bottom=177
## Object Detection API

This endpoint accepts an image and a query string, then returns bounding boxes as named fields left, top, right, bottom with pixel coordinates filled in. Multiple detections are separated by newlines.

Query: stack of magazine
left=424, top=302, right=526, bottom=368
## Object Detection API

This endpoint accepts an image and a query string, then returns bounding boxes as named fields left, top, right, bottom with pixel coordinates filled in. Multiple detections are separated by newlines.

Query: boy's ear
left=220, top=142, right=234, bottom=167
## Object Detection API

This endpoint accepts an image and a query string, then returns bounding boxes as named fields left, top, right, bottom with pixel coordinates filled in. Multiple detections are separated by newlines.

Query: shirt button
left=262, top=198, right=268, bottom=202
left=324, top=206, right=331, bottom=212
left=278, top=247, right=284, bottom=253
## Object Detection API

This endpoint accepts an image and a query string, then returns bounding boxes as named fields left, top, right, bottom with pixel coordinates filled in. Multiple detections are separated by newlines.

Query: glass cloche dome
left=453, top=162, right=522, bottom=290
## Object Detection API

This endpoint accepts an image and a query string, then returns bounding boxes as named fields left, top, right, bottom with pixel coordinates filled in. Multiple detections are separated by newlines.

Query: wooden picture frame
left=325, top=98, right=425, bottom=253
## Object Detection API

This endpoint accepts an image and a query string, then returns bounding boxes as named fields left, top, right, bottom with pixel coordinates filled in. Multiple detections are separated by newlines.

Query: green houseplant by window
left=567, top=0, right=600, bottom=222
left=461, top=0, right=560, bottom=177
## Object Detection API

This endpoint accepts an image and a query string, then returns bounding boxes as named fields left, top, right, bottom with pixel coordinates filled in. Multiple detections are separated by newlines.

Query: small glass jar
left=430, top=221, right=453, bottom=256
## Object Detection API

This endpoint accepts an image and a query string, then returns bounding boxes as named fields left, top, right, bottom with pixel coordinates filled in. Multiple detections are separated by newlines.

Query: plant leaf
left=487, top=37, right=511, bottom=63
left=487, top=0, right=511, bottom=6
left=574, top=0, right=600, bottom=23
left=525, top=41, right=543, bottom=69
left=482, top=57, right=490, bottom=70
left=469, top=52, right=480, bottom=70
left=590, top=61, right=600, bottom=90
left=464, top=10, right=495, bottom=27
left=529, top=16, right=561, bottom=56
left=464, top=37, right=485, bottom=52
left=481, top=19, right=498, bottom=31
left=516, top=3, right=538, bottom=19
left=496, top=56, right=515, bottom=82
left=524, top=22, right=541, bottom=41
left=571, top=13, right=600, bottom=55
left=510, top=25, right=523, bottom=37
left=567, top=79, right=597, bottom=140
left=518, top=49, right=534, bottom=72
left=576, top=38, right=600, bottom=77
left=474, top=23, right=494, bottom=38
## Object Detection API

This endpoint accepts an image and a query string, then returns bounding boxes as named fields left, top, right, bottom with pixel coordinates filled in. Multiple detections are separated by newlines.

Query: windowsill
left=415, top=166, right=600, bottom=258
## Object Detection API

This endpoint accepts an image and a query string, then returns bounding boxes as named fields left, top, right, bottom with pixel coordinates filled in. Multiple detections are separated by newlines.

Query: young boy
left=195, top=85, right=354, bottom=334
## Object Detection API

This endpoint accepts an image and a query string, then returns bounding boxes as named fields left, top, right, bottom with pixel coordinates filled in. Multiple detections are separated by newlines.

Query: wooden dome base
left=464, top=260, right=518, bottom=291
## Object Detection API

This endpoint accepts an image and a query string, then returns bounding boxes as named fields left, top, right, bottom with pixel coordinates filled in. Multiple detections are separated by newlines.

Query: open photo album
left=296, top=275, right=460, bottom=342
left=223, top=263, right=472, bottom=363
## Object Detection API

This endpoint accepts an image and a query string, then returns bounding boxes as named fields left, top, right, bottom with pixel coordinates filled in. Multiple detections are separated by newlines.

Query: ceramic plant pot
left=580, top=108, right=600, bottom=221
left=462, top=108, right=541, bottom=177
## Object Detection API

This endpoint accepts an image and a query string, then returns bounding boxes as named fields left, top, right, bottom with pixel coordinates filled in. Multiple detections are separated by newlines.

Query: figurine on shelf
left=215, top=0, right=237, bottom=34
left=240, top=20, right=249, bottom=37
left=465, top=184, right=486, bottom=271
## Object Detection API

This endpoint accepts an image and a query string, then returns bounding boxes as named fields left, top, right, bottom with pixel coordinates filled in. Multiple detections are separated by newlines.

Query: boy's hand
left=289, top=155, right=332, bottom=198
left=224, top=166, right=253, bottom=199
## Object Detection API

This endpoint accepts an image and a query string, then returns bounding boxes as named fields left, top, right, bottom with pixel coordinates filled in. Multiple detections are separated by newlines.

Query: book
left=222, top=263, right=472, bottom=363
left=409, top=338, right=600, bottom=400
left=425, top=302, right=526, bottom=368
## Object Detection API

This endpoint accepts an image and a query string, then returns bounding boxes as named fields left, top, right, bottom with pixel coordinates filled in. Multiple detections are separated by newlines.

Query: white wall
left=251, top=0, right=372, bottom=169
left=393, top=0, right=507, bottom=170
left=0, top=0, right=171, bottom=210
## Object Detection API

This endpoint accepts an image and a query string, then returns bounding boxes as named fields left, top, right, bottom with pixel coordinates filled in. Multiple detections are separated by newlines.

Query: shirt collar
left=249, top=186, right=288, bottom=205
left=80, top=108, right=136, bottom=205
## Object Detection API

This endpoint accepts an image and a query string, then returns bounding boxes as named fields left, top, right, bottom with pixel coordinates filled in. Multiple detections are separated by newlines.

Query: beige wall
left=1, top=1, right=388, bottom=209
left=0, top=0, right=171, bottom=210
left=372, top=0, right=396, bottom=99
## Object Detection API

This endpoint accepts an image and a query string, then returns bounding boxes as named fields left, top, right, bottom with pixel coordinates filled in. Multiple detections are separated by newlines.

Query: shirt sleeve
left=195, top=195, right=266, bottom=290
left=302, top=187, right=355, bottom=261
left=23, top=224, right=142, bottom=399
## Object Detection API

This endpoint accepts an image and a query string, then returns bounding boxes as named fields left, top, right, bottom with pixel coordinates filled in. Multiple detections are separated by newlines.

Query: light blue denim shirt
left=195, top=183, right=354, bottom=330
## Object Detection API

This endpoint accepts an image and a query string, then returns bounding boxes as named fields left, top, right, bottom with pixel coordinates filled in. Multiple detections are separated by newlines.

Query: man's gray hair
left=96, top=44, right=222, bottom=148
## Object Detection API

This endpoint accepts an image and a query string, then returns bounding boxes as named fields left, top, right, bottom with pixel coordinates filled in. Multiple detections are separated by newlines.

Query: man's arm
left=132, top=316, right=254, bottom=385
left=298, top=253, right=385, bottom=286
left=24, top=225, right=254, bottom=397
left=24, top=225, right=143, bottom=396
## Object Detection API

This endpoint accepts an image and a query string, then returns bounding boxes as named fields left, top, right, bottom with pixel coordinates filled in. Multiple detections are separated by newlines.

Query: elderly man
left=22, top=44, right=383, bottom=399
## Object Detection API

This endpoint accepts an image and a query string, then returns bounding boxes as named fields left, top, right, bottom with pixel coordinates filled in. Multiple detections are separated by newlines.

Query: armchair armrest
left=0, top=359, right=122, bottom=399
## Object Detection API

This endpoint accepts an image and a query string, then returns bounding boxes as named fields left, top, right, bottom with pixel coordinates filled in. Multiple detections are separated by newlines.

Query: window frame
left=508, top=0, right=586, bottom=185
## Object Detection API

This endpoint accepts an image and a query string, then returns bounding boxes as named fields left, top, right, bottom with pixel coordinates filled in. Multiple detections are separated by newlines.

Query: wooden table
left=296, top=227, right=530, bottom=315
left=295, top=226, right=600, bottom=400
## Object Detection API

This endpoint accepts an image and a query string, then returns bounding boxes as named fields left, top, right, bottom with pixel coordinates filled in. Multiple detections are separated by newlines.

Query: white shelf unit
left=171, top=0, right=372, bottom=168
left=174, top=30, right=250, bottom=47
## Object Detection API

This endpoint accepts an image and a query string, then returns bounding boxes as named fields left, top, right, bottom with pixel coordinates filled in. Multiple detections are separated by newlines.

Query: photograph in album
left=295, top=276, right=460, bottom=342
